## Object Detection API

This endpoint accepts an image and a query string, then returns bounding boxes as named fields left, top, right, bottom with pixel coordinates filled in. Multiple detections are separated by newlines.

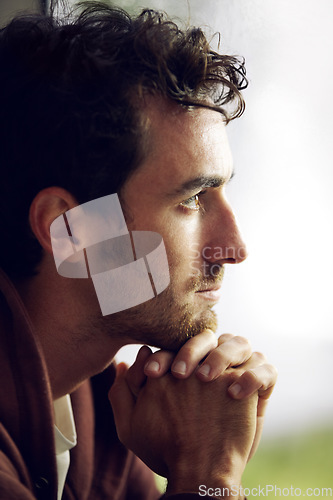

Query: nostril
left=224, top=257, right=237, bottom=264
left=235, top=245, right=248, bottom=263
left=200, top=244, right=247, bottom=265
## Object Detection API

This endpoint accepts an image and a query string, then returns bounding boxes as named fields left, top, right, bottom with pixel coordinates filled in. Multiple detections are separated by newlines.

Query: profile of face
left=50, top=102, right=247, bottom=350
left=97, top=102, right=247, bottom=350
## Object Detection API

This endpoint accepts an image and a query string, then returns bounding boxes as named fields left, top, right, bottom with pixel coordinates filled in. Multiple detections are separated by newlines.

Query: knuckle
left=182, top=337, right=200, bottom=354
left=241, top=369, right=259, bottom=386
left=232, top=335, right=251, bottom=347
left=217, top=333, right=234, bottom=345
left=153, top=349, right=173, bottom=361
left=210, top=346, right=230, bottom=366
left=172, top=344, right=197, bottom=367
left=204, top=329, right=218, bottom=345
left=264, top=363, right=278, bottom=381
left=182, top=332, right=217, bottom=357
left=252, top=351, right=267, bottom=363
left=180, top=344, right=196, bottom=360
left=139, top=345, right=152, bottom=356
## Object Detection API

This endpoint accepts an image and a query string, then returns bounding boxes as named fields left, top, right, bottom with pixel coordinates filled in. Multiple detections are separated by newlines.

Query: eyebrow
left=168, top=172, right=235, bottom=198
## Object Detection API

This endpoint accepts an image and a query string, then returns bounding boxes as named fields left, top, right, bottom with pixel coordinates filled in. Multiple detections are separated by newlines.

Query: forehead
left=122, top=101, right=233, bottom=207
left=126, top=101, right=233, bottom=198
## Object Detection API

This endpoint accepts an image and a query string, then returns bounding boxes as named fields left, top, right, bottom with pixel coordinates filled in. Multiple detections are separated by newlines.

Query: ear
left=29, top=187, right=79, bottom=255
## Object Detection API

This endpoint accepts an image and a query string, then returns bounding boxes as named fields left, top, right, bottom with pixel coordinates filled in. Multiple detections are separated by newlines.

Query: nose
left=203, top=199, right=248, bottom=265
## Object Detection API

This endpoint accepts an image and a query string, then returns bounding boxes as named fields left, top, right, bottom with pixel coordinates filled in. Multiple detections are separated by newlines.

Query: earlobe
left=29, top=187, right=78, bottom=255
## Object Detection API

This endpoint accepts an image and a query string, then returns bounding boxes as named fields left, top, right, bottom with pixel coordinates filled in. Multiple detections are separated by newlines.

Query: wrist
left=166, top=483, right=244, bottom=500
left=166, top=462, right=244, bottom=499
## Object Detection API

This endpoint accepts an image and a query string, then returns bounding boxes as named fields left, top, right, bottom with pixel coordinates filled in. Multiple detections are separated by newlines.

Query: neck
left=14, top=256, right=127, bottom=399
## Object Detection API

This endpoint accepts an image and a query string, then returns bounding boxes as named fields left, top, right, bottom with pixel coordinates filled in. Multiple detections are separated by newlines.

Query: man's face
left=97, top=102, right=247, bottom=350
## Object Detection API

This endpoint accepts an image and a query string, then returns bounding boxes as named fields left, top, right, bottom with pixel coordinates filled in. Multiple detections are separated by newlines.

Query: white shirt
left=53, top=395, right=77, bottom=500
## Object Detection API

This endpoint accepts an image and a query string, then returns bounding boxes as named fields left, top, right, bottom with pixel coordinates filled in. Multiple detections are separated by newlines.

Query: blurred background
left=2, top=0, right=332, bottom=495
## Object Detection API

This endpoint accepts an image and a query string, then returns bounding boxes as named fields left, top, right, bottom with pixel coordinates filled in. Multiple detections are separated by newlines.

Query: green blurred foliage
left=243, top=426, right=333, bottom=498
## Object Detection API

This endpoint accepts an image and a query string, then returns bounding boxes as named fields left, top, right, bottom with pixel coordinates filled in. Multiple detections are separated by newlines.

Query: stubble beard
left=89, top=266, right=224, bottom=351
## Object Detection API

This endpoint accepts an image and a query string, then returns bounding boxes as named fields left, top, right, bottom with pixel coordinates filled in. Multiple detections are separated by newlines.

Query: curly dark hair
left=0, top=1, right=247, bottom=279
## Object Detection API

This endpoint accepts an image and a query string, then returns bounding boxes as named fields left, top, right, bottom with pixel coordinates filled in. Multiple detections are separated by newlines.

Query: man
left=0, top=2, right=277, bottom=499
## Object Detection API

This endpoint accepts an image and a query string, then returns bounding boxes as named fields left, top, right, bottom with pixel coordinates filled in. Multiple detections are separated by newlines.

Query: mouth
left=195, top=285, right=222, bottom=303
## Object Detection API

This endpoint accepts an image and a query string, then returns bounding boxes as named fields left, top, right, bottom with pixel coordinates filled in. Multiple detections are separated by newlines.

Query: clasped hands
left=109, top=331, right=277, bottom=496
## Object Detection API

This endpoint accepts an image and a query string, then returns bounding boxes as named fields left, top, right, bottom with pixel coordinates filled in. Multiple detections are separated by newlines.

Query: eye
left=180, top=191, right=206, bottom=211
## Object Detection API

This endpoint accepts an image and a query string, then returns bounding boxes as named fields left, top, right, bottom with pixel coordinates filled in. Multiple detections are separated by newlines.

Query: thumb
left=109, top=363, right=135, bottom=444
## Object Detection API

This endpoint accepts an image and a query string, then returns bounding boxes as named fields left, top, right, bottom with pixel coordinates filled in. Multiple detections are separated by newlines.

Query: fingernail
left=145, top=361, right=160, bottom=373
left=229, top=383, right=242, bottom=397
left=198, top=364, right=211, bottom=378
left=172, top=360, right=187, bottom=376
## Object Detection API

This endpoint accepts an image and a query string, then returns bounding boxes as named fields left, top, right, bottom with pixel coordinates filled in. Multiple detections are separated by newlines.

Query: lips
left=195, top=285, right=222, bottom=302
left=196, top=285, right=221, bottom=293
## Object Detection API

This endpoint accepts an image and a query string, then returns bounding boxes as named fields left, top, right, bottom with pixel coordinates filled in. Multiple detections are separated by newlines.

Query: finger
left=248, top=415, right=265, bottom=461
left=196, top=335, right=252, bottom=382
left=126, top=345, right=152, bottom=397
left=225, top=350, right=267, bottom=381
left=248, top=397, right=272, bottom=461
left=217, top=333, right=235, bottom=345
left=234, top=350, right=267, bottom=368
left=170, top=329, right=218, bottom=378
left=144, top=349, right=175, bottom=378
left=108, top=363, right=134, bottom=444
left=228, top=362, right=278, bottom=400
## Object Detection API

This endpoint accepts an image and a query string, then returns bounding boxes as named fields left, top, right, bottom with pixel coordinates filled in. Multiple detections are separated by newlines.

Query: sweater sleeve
left=0, top=452, right=36, bottom=500
left=0, top=472, right=36, bottom=500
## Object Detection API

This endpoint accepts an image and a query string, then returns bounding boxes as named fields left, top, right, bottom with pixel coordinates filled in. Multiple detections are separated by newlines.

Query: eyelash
left=180, top=191, right=207, bottom=211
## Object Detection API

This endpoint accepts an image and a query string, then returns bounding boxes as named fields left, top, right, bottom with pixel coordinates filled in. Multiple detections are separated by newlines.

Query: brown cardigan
left=0, top=270, right=213, bottom=500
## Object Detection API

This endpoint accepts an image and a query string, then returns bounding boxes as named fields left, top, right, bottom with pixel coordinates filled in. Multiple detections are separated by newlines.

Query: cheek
left=163, top=230, right=203, bottom=280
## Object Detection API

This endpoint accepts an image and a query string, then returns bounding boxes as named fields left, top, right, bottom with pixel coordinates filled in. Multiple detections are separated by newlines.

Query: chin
left=95, top=287, right=218, bottom=352
left=149, top=308, right=218, bottom=352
